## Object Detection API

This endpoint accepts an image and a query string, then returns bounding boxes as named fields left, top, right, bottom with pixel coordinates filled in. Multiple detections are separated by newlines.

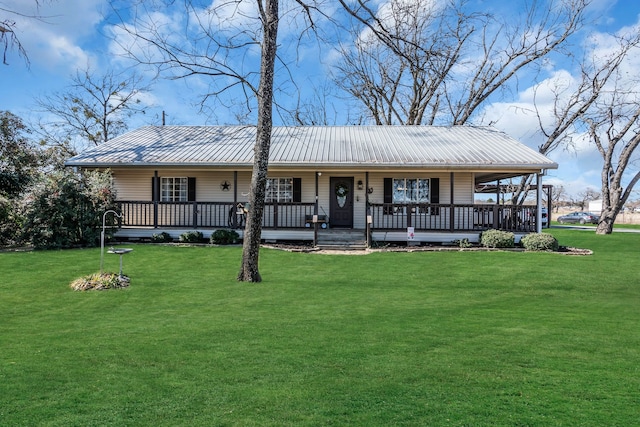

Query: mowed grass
left=1, top=229, right=639, bottom=426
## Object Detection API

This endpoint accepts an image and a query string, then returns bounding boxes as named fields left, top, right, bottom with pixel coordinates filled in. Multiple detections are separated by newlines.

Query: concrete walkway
left=550, top=225, right=640, bottom=233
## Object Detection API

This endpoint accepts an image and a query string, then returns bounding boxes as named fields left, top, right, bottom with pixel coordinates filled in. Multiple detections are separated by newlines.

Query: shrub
left=0, top=195, right=20, bottom=246
left=210, top=229, right=240, bottom=245
left=22, top=169, right=118, bottom=249
left=480, top=229, right=515, bottom=248
left=179, top=230, right=204, bottom=243
left=520, top=232, right=559, bottom=252
left=453, top=238, right=472, bottom=248
left=151, top=232, right=173, bottom=243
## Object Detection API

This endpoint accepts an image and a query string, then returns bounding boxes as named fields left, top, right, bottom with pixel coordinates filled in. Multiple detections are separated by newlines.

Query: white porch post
left=366, top=171, right=371, bottom=248
left=314, top=172, right=319, bottom=247
left=536, top=172, right=543, bottom=233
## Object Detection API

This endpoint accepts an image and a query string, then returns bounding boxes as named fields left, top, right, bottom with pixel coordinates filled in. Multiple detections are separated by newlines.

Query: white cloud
left=482, top=71, right=575, bottom=141
left=44, top=35, right=92, bottom=70
left=3, top=0, right=106, bottom=72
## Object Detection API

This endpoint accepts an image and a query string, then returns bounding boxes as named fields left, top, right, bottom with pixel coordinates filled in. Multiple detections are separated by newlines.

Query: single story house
left=65, top=125, right=557, bottom=246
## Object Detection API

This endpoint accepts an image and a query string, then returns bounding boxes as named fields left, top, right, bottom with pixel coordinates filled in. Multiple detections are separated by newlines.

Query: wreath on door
left=335, top=183, right=349, bottom=208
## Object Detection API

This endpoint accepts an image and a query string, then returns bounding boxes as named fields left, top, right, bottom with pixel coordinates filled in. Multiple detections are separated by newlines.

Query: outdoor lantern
left=358, top=180, right=364, bottom=190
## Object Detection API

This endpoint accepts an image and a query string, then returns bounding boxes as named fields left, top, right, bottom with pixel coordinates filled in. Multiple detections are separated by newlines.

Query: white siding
left=112, top=169, right=153, bottom=200
left=452, top=172, right=474, bottom=204
left=353, top=173, right=367, bottom=229
left=113, top=168, right=254, bottom=202
left=317, top=174, right=330, bottom=219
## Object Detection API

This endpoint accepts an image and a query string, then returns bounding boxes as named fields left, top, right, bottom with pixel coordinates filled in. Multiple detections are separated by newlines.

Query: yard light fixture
left=358, top=180, right=364, bottom=190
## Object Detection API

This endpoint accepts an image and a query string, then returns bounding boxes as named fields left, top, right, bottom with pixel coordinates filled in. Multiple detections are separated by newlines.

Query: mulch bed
left=70, top=273, right=130, bottom=291
left=263, top=243, right=593, bottom=256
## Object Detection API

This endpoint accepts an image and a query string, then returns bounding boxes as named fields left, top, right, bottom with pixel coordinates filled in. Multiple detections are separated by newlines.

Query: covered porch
left=114, top=199, right=546, bottom=245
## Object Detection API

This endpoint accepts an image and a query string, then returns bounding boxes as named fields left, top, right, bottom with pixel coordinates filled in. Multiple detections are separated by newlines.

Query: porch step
left=316, top=229, right=367, bottom=250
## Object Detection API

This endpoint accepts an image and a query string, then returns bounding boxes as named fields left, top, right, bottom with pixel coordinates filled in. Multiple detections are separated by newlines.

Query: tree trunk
left=596, top=210, right=615, bottom=234
left=596, top=184, right=623, bottom=235
left=237, top=0, right=279, bottom=282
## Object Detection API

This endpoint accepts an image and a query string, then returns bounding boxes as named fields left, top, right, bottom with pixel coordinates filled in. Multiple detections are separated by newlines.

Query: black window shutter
left=293, top=178, right=302, bottom=202
left=188, top=177, right=196, bottom=201
left=430, top=178, right=440, bottom=204
left=384, top=178, right=393, bottom=204
left=152, top=176, right=160, bottom=201
left=383, top=178, right=393, bottom=214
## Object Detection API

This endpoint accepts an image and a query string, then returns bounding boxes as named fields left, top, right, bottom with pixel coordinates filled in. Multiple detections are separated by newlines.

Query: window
left=161, top=177, right=188, bottom=202
left=392, top=178, right=430, bottom=203
left=384, top=177, right=436, bottom=215
left=266, top=178, right=293, bottom=202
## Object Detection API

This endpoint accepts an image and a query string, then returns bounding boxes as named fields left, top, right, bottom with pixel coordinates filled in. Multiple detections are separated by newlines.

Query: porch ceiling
left=474, top=171, right=541, bottom=185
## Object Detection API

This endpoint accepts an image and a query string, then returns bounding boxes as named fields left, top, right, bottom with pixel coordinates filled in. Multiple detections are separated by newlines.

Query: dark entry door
left=329, top=177, right=354, bottom=228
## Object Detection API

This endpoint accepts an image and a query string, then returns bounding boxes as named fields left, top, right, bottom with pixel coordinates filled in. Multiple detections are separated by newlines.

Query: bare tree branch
left=447, top=0, right=589, bottom=125
left=336, top=0, right=589, bottom=126
left=1, top=1, right=56, bottom=67
left=335, top=0, right=479, bottom=125
left=36, top=67, right=152, bottom=149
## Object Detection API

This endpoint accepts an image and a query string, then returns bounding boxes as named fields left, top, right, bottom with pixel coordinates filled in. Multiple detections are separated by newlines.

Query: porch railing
left=117, top=201, right=316, bottom=229
left=369, top=203, right=538, bottom=232
left=117, top=200, right=539, bottom=232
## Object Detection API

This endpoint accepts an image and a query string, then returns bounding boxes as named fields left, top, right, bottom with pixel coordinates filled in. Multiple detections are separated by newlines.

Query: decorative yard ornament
left=100, top=210, right=121, bottom=273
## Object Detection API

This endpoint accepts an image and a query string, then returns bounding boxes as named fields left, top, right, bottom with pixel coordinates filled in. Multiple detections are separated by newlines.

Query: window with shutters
left=161, top=177, right=188, bottom=202
left=266, top=178, right=293, bottom=202
left=385, top=178, right=435, bottom=214
left=392, top=178, right=430, bottom=204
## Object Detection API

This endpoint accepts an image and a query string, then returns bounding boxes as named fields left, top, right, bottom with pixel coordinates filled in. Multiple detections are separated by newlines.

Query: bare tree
left=110, top=0, right=319, bottom=282
left=537, top=29, right=640, bottom=234
left=572, top=187, right=600, bottom=211
left=626, top=195, right=640, bottom=213
left=335, top=0, right=476, bottom=125
left=0, top=1, right=53, bottom=66
left=511, top=31, right=640, bottom=205
left=447, top=0, right=587, bottom=126
left=587, top=90, right=640, bottom=234
left=550, top=184, right=567, bottom=212
left=237, top=0, right=279, bottom=282
left=336, top=0, right=595, bottom=217
left=335, top=0, right=588, bottom=126
left=36, top=67, right=151, bottom=150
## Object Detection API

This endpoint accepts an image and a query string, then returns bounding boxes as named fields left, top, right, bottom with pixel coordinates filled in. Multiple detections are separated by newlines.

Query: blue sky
left=2, top=0, right=639, bottom=198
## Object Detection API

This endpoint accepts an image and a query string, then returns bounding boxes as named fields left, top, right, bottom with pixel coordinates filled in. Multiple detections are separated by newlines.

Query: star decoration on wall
left=220, top=181, right=231, bottom=191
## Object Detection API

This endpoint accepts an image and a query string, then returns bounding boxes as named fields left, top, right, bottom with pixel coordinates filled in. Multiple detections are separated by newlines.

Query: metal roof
left=65, top=125, right=558, bottom=175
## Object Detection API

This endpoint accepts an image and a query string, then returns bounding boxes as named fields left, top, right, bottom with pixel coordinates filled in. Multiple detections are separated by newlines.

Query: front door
left=329, top=177, right=354, bottom=228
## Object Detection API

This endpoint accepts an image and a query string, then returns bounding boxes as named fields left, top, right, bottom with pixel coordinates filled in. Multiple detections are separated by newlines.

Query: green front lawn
left=1, top=229, right=639, bottom=426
